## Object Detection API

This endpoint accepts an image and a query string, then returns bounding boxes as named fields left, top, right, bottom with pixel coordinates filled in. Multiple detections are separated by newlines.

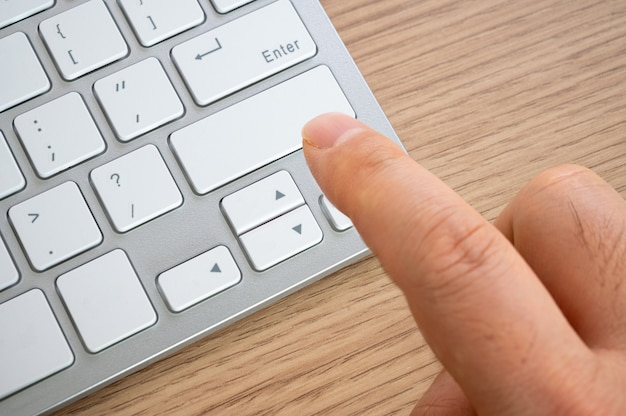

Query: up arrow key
left=221, top=171, right=305, bottom=235
left=210, top=263, right=221, bottom=273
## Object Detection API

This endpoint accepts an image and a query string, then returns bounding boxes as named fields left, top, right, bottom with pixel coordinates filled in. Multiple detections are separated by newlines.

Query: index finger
left=302, top=113, right=593, bottom=414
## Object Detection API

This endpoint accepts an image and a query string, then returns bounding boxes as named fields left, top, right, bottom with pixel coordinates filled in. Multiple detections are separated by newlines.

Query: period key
left=8, top=182, right=102, bottom=272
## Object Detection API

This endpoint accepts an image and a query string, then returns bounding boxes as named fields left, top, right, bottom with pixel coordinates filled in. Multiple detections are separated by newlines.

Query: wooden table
left=59, top=0, right=626, bottom=414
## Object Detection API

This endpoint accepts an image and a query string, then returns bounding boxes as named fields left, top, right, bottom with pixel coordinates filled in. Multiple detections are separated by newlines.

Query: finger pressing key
left=302, top=113, right=598, bottom=414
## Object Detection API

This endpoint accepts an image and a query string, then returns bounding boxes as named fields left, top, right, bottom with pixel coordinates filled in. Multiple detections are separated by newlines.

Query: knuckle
left=521, top=164, right=626, bottom=288
left=519, top=164, right=597, bottom=210
left=405, top=206, right=509, bottom=299
left=331, top=130, right=409, bottom=218
left=350, top=134, right=407, bottom=182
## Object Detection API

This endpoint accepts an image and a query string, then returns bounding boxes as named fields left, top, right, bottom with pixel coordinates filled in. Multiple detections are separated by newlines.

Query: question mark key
left=90, top=145, right=182, bottom=232
left=110, top=173, right=121, bottom=187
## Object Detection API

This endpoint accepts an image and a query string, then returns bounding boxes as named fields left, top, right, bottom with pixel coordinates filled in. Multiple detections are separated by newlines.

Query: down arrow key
left=239, top=205, right=323, bottom=272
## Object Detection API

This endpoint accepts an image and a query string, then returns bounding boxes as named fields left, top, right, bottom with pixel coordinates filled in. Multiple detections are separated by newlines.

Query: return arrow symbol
left=195, top=37, right=222, bottom=60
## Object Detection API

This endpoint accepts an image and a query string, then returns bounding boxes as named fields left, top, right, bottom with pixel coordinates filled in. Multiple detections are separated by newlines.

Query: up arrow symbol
left=292, top=224, right=302, bottom=235
left=275, top=190, right=286, bottom=200
left=210, top=263, right=221, bottom=273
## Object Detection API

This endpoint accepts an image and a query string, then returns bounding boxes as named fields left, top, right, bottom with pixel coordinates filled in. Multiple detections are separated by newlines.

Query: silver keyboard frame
left=0, top=1, right=400, bottom=414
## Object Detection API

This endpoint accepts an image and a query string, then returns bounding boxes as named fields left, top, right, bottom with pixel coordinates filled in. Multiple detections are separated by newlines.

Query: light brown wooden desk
left=58, top=0, right=626, bottom=414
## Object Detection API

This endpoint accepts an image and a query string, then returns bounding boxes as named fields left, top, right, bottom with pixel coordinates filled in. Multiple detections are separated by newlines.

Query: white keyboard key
left=0, top=0, right=54, bottom=29
left=0, top=235, right=19, bottom=291
left=320, top=195, right=353, bottom=231
left=170, top=65, right=354, bottom=195
left=57, top=250, right=157, bottom=353
left=171, top=0, right=316, bottom=105
left=90, top=145, right=183, bottom=233
left=222, top=171, right=304, bottom=235
left=158, top=246, right=241, bottom=312
left=14, top=92, right=106, bottom=178
left=119, top=0, right=204, bottom=47
left=0, top=130, right=25, bottom=200
left=94, top=58, right=184, bottom=141
left=8, top=182, right=102, bottom=272
left=210, top=0, right=255, bottom=14
left=39, top=0, right=128, bottom=80
left=0, top=290, right=74, bottom=400
left=0, top=32, right=50, bottom=112
left=240, top=205, right=322, bottom=271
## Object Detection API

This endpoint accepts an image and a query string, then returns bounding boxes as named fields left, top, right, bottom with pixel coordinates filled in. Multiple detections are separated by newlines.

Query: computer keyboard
left=0, top=0, right=400, bottom=414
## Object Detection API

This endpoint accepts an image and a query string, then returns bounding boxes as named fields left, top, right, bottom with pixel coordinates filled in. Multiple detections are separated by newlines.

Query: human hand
left=302, top=113, right=626, bottom=415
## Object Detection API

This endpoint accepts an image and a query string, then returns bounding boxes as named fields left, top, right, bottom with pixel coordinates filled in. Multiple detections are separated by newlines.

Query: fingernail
left=302, top=112, right=365, bottom=149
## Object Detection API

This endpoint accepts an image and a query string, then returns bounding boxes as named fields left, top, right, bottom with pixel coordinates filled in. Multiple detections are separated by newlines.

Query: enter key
left=171, top=0, right=316, bottom=106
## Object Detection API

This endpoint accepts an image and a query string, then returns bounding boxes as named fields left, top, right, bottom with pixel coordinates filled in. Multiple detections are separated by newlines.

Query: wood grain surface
left=57, top=0, right=626, bottom=414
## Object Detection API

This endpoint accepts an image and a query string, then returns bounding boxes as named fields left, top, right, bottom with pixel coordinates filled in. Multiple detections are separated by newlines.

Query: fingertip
left=302, top=112, right=367, bottom=149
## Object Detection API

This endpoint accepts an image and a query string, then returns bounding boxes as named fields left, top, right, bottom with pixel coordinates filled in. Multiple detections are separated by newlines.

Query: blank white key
left=158, top=246, right=241, bottom=313
left=14, top=92, right=106, bottom=178
left=170, top=65, right=354, bottom=195
left=320, top=195, right=353, bottom=232
left=0, top=32, right=50, bottom=112
left=0, top=290, right=74, bottom=400
left=39, top=0, right=128, bottom=80
left=0, top=130, right=25, bottom=200
left=172, top=0, right=316, bottom=105
left=119, top=0, right=204, bottom=47
left=0, top=0, right=54, bottom=29
left=0, top=235, right=19, bottom=291
left=240, top=205, right=323, bottom=271
left=57, top=250, right=157, bottom=353
left=8, top=182, right=102, bottom=271
left=94, top=58, right=184, bottom=141
left=90, top=145, right=183, bottom=233
left=222, top=171, right=304, bottom=235
left=210, top=0, right=255, bottom=14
